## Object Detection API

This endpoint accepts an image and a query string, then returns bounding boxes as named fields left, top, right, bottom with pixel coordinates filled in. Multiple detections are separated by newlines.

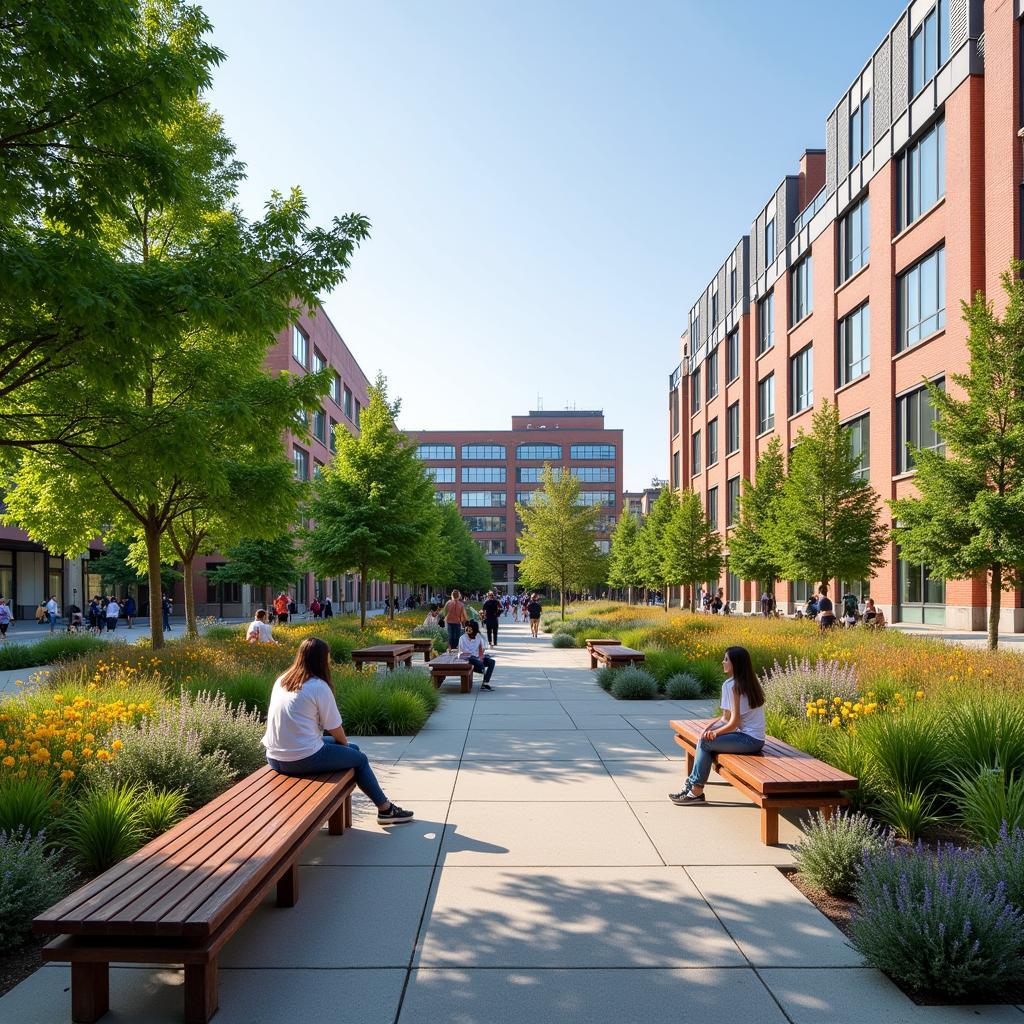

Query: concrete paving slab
left=471, top=701, right=568, bottom=715
left=344, top=735, right=415, bottom=760
left=399, top=731, right=468, bottom=759
left=440, top=802, right=661, bottom=865
left=415, top=866, right=744, bottom=967
left=461, top=732, right=599, bottom=760
left=372, top=761, right=460, bottom=801
left=452, top=760, right=622, bottom=801
left=301, top=802, right=450, bottom=865
left=468, top=715, right=579, bottom=732
left=583, top=729, right=666, bottom=760
left=605, top=762, right=745, bottom=802
left=688, top=865, right=862, bottom=967
left=567, top=713, right=634, bottom=729
left=400, top=968, right=789, bottom=1024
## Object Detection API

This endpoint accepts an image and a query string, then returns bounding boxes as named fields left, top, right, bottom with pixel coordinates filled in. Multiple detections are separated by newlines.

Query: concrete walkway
left=2, top=621, right=1019, bottom=1023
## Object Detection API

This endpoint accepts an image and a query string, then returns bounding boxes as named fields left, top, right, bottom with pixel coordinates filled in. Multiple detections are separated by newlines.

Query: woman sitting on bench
left=669, top=645, right=766, bottom=806
left=262, top=637, right=414, bottom=825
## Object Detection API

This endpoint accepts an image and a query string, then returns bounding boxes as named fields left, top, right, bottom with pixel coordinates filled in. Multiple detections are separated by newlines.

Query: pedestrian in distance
left=274, top=592, right=289, bottom=625
left=527, top=593, right=542, bottom=637
left=88, top=597, right=103, bottom=635
left=323, top=596, right=333, bottom=619
left=124, top=594, right=136, bottom=628
left=458, top=620, right=496, bottom=690
left=162, top=593, right=173, bottom=632
left=105, top=597, right=120, bottom=633
left=443, top=590, right=467, bottom=650
left=310, top=596, right=322, bottom=620
left=0, top=598, right=10, bottom=641
left=45, top=595, right=59, bottom=633
left=482, top=590, right=501, bottom=647
left=816, top=585, right=837, bottom=630
left=422, top=603, right=440, bottom=629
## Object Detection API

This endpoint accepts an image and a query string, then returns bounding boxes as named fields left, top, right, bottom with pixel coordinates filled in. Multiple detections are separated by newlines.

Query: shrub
left=0, top=829, right=77, bottom=949
left=380, top=667, right=440, bottom=713
left=136, top=787, right=188, bottom=841
left=947, top=697, right=1024, bottom=780
left=62, top=783, right=145, bottom=874
left=0, top=777, right=55, bottom=836
left=877, top=785, right=943, bottom=840
left=794, top=810, right=891, bottom=898
left=551, top=633, right=577, bottom=649
left=761, top=657, right=859, bottom=718
left=855, top=707, right=949, bottom=800
left=825, top=728, right=875, bottom=811
left=665, top=673, right=703, bottom=700
left=338, top=683, right=387, bottom=735
left=978, top=825, right=1024, bottom=913
left=326, top=634, right=359, bottom=664
left=551, top=621, right=575, bottom=635
left=188, top=671, right=272, bottom=718
left=0, top=634, right=104, bottom=671
left=411, top=624, right=447, bottom=653
left=954, top=769, right=1024, bottom=845
left=643, top=648, right=695, bottom=685
left=852, top=843, right=1024, bottom=998
left=380, top=690, right=429, bottom=735
left=168, top=690, right=266, bottom=777
left=690, top=657, right=725, bottom=697
left=610, top=667, right=658, bottom=700
left=595, top=666, right=616, bottom=692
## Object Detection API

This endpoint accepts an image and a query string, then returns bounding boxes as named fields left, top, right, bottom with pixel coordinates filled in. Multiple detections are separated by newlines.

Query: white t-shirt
left=46, top=599, right=58, bottom=615
left=246, top=620, right=273, bottom=643
left=106, top=601, right=120, bottom=619
left=262, top=676, right=342, bottom=761
left=721, top=677, right=766, bottom=742
left=458, top=633, right=484, bottom=660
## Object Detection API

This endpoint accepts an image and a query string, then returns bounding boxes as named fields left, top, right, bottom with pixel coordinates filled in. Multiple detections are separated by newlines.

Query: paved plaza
left=1, top=620, right=1020, bottom=1024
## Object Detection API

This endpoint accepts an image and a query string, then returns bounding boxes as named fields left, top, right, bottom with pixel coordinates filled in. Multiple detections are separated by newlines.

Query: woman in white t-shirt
left=262, top=638, right=413, bottom=825
left=246, top=609, right=276, bottom=644
left=669, top=645, right=766, bottom=806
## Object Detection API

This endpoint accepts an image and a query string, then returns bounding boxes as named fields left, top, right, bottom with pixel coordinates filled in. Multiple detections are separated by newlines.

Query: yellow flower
left=96, top=749, right=110, bottom=761
left=915, top=690, right=925, bottom=700
left=1, top=756, right=14, bottom=767
left=60, top=769, right=75, bottom=782
left=111, top=739, right=123, bottom=751
left=830, top=716, right=841, bottom=728
left=61, top=749, right=74, bottom=762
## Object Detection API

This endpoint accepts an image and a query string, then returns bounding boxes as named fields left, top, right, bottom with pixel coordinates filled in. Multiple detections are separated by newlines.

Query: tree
left=663, top=491, right=723, bottom=610
left=89, top=539, right=178, bottom=596
left=891, top=264, right=1024, bottom=650
left=431, top=503, right=491, bottom=597
left=767, top=401, right=888, bottom=594
left=516, top=465, right=602, bottom=620
left=729, top=436, right=786, bottom=591
left=607, top=511, right=643, bottom=603
left=636, top=489, right=679, bottom=609
left=207, top=536, right=303, bottom=611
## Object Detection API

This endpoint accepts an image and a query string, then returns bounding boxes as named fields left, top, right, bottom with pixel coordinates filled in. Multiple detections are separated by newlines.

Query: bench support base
left=71, top=962, right=108, bottom=1023
left=277, top=863, right=299, bottom=907
left=184, top=959, right=218, bottom=1024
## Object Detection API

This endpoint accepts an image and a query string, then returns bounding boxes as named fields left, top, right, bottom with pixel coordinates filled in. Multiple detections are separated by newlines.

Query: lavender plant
left=761, top=657, right=859, bottom=718
left=168, top=690, right=266, bottom=777
left=795, top=810, right=892, bottom=898
left=0, top=829, right=77, bottom=949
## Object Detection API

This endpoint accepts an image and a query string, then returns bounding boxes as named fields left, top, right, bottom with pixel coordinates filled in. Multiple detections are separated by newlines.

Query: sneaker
left=669, top=790, right=706, bottom=806
left=481, top=682, right=493, bottom=691
left=377, top=803, right=415, bottom=825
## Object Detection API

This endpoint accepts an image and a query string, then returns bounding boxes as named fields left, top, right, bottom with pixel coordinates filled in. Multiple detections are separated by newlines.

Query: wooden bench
left=34, top=764, right=356, bottom=1024
left=670, top=718, right=857, bottom=846
left=586, top=638, right=621, bottom=669
left=396, top=637, right=435, bottom=663
left=429, top=651, right=474, bottom=693
left=591, top=644, right=644, bottom=670
left=352, top=643, right=414, bottom=671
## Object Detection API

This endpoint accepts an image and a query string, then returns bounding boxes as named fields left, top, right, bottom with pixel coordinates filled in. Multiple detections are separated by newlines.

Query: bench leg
left=461, top=674, right=471, bottom=694
left=277, top=862, right=299, bottom=907
left=760, top=807, right=780, bottom=846
left=685, top=751, right=694, bottom=776
left=184, top=959, right=218, bottom=1024
left=819, top=803, right=835, bottom=822
left=589, top=653, right=597, bottom=669
left=71, top=962, right=109, bottom=1023
left=345, top=793, right=352, bottom=828
left=328, top=802, right=346, bottom=835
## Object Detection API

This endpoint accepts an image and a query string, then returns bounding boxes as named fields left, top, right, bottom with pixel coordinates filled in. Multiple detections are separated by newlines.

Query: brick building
left=668, top=0, right=1022, bottom=630
left=408, top=411, right=623, bottom=592
left=623, top=482, right=664, bottom=519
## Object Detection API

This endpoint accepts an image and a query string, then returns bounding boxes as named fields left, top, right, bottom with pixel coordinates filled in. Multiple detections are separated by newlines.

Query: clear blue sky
left=200, top=0, right=902, bottom=490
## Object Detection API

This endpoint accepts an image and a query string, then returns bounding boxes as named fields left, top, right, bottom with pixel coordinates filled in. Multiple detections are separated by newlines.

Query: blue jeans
left=267, top=739, right=388, bottom=807
left=466, top=654, right=495, bottom=683
left=47, top=612, right=56, bottom=631
left=686, top=731, right=764, bottom=790
left=446, top=622, right=463, bottom=649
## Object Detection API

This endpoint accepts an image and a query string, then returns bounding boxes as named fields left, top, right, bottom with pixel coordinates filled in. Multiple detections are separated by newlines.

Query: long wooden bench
left=591, top=644, right=644, bottom=670
left=585, top=638, right=621, bottom=669
left=670, top=717, right=857, bottom=846
left=396, top=637, right=435, bottom=663
left=352, top=643, right=414, bottom=671
left=34, top=764, right=357, bottom=1024
left=429, top=651, right=474, bottom=693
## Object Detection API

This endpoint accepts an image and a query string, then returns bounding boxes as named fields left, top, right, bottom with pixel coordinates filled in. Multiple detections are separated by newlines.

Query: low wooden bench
left=670, top=718, right=857, bottom=845
left=352, top=643, right=414, bottom=671
left=586, top=638, right=622, bottom=669
left=396, top=637, right=435, bottom=663
left=429, top=651, right=474, bottom=693
left=34, top=764, right=356, bottom=1024
left=591, top=644, right=644, bottom=670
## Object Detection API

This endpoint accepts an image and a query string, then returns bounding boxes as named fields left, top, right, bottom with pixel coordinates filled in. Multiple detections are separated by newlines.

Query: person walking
left=262, top=637, right=414, bottom=824
left=481, top=590, right=501, bottom=647
left=87, top=597, right=102, bottom=635
left=323, top=596, right=333, bottom=619
left=458, top=620, right=496, bottom=691
left=443, top=590, right=467, bottom=650
left=310, top=596, right=322, bottom=620
left=162, top=593, right=173, bottom=632
left=105, top=597, right=120, bottom=633
left=527, top=593, right=542, bottom=637
left=274, top=592, right=289, bottom=625
left=0, top=598, right=10, bottom=641
left=511, top=596, right=519, bottom=622
left=124, top=594, right=136, bottom=628
left=45, top=595, right=59, bottom=633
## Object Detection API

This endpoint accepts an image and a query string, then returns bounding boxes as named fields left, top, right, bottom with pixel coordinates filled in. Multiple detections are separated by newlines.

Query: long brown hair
left=279, top=637, right=333, bottom=692
left=725, top=645, right=764, bottom=709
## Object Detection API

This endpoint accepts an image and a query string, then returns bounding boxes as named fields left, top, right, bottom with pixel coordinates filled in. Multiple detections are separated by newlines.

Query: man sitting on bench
left=458, top=620, right=496, bottom=691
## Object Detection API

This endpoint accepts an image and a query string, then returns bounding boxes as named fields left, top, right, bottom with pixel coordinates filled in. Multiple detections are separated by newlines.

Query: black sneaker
left=669, top=790, right=706, bottom=806
left=481, top=682, right=493, bottom=691
left=377, top=803, right=415, bottom=825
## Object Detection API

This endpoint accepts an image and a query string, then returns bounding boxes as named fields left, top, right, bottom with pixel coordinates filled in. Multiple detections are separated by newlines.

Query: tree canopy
left=607, top=510, right=643, bottom=602
left=636, top=488, right=679, bottom=606
left=662, top=491, right=723, bottom=609
left=729, top=436, right=785, bottom=590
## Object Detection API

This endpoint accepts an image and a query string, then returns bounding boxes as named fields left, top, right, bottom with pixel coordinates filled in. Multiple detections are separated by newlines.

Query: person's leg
left=482, top=656, right=496, bottom=683
left=272, top=738, right=390, bottom=807
left=686, top=733, right=764, bottom=795
left=447, top=622, right=461, bottom=649
left=492, top=620, right=499, bottom=645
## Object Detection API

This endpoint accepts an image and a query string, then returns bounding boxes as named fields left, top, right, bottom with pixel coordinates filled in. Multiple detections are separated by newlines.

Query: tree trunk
left=359, top=564, right=368, bottom=629
left=388, top=569, right=395, bottom=621
left=626, top=586, right=632, bottom=606
left=989, top=563, right=1002, bottom=651
left=144, top=518, right=164, bottom=650
left=183, top=558, right=198, bottom=639
left=560, top=585, right=566, bottom=620
left=663, top=585, right=668, bottom=612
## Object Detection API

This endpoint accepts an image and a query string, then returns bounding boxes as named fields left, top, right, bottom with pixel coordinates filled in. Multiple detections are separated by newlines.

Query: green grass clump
left=551, top=633, right=577, bottom=648
left=136, top=787, right=187, bottom=841
left=0, top=777, right=55, bottom=837
left=338, top=683, right=387, bottom=735
left=0, top=634, right=105, bottom=671
left=665, top=673, right=703, bottom=700
left=61, top=783, right=145, bottom=874
left=380, top=690, right=429, bottom=735
left=610, top=667, right=658, bottom=700
left=643, top=648, right=696, bottom=685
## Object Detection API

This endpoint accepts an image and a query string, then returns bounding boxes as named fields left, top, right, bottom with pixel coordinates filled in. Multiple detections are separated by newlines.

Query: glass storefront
left=897, top=554, right=946, bottom=624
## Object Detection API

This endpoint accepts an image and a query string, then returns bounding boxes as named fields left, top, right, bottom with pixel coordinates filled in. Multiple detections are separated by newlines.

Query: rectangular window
left=343, top=386, right=353, bottom=420
left=706, top=347, right=719, bottom=400
left=517, top=466, right=563, bottom=482
left=758, top=291, right=775, bottom=354
left=427, top=466, right=456, bottom=483
left=707, top=418, right=719, bottom=467
left=790, top=254, right=813, bottom=324
left=313, top=460, right=323, bottom=479
left=910, top=2, right=946, bottom=97
left=711, top=292, right=719, bottom=329
left=691, top=367, right=701, bottom=413
left=726, top=476, right=741, bottom=527
left=462, top=466, right=507, bottom=483
left=757, top=374, right=775, bottom=433
left=293, top=445, right=309, bottom=480
left=790, top=346, right=813, bottom=415
left=692, top=430, right=702, bottom=475
left=416, top=444, right=456, bottom=460
left=898, top=245, right=945, bottom=351
left=576, top=490, right=616, bottom=507
left=479, top=539, right=507, bottom=555
left=897, top=119, right=945, bottom=229
left=838, top=302, right=870, bottom=385
left=671, top=387, right=680, bottom=437
left=312, top=349, right=326, bottom=374
left=330, top=373, right=342, bottom=406
left=461, top=444, right=507, bottom=459
left=727, top=401, right=740, bottom=454
left=435, top=491, right=456, bottom=504
left=571, top=466, right=616, bottom=482
left=292, top=325, right=309, bottom=367
left=707, top=486, right=719, bottom=529
left=897, top=379, right=945, bottom=473
left=516, top=443, right=562, bottom=460
left=727, top=330, right=740, bottom=382
left=354, top=400, right=361, bottom=427
left=728, top=570, right=740, bottom=603
left=313, top=408, right=326, bottom=444
left=765, top=217, right=776, bottom=264
left=461, top=491, right=507, bottom=507
left=729, top=268, right=737, bottom=306
left=672, top=451, right=680, bottom=490
left=692, top=314, right=700, bottom=349
left=570, top=444, right=616, bottom=460
left=849, top=93, right=871, bottom=167
left=839, top=196, right=870, bottom=281
left=846, top=413, right=870, bottom=481
left=464, top=515, right=506, bottom=533
left=329, top=418, right=338, bottom=453
left=516, top=490, right=539, bottom=506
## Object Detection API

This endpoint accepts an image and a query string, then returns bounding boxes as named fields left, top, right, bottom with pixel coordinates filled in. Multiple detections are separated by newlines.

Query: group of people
left=797, top=586, right=885, bottom=629
left=696, top=587, right=732, bottom=616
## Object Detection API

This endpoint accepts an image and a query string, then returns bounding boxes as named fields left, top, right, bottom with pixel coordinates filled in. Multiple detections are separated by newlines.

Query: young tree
left=891, top=264, right=1024, bottom=650
left=663, top=491, right=723, bottom=610
left=729, top=436, right=786, bottom=592
left=516, top=465, right=602, bottom=620
left=207, top=536, right=303, bottom=611
left=636, top=489, right=679, bottom=610
left=607, top=511, right=643, bottom=603
left=767, top=401, right=888, bottom=594
left=89, top=539, right=178, bottom=596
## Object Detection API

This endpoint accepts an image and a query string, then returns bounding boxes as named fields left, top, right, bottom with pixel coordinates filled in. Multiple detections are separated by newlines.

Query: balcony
left=793, top=185, right=826, bottom=234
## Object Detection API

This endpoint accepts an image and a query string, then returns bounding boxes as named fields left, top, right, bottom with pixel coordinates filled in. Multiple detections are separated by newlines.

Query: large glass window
left=898, top=246, right=945, bottom=351
left=312, top=408, right=326, bottom=444
left=726, top=476, right=741, bottom=527
left=838, top=302, right=870, bottom=385
left=727, top=330, right=740, bottom=382
left=897, top=119, right=945, bottom=230
left=516, top=490, right=539, bottom=506
left=839, top=196, right=870, bottom=281
left=671, top=451, right=680, bottom=490
left=727, top=401, right=740, bottom=454
left=572, top=466, right=616, bottom=482
left=692, top=430, right=702, bottom=475
left=910, top=1, right=948, bottom=97
left=846, top=413, right=870, bottom=481
left=707, top=418, right=719, bottom=467
left=461, top=444, right=507, bottom=460
left=462, top=466, right=506, bottom=483
left=434, top=491, right=456, bottom=505
left=727, top=570, right=741, bottom=603
left=691, top=367, right=702, bottom=413
left=898, top=550, right=946, bottom=624
left=479, top=539, right=507, bottom=555
left=427, top=466, right=456, bottom=483
left=670, top=387, right=680, bottom=437
left=711, top=292, right=719, bottom=329
left=706, top=347, right=719, bottom=400
left=461, top=491, right=507, bottom=507
left=330, top=373, right=342, bottom=406
left=730, top=268, right=737, bottom=306
left=849, top=93, right=872, bottom=167
left=758, top=291, right=775, bottom=354
left=757, top=374, right=775, bottom=433
left=791, top=254, right=813, bottom=324
left=576, top=490, right=616, bottom=506
left=897, top=379, right=945, bottom=473
left=464, top=515, right=506, bottom=533
left=765, top=217, right=776, bottom=264
left=416, top=444, right=455, bottom=460
left=312, top=349, right=326, bottom=374
left=293, top=445, right=309, bottom=480
left=790, top=346, right=813, bottom=415
left=516, top=443, right=562, bottom=460
left=292, top=326, right=309, bottom=367
left=707, top=486, right=719, bottom=529
left=692, top=314, right=700, bottom=349
left=343, top=386, right=353, bottom=420
left=570, top=444, right=616, bottom=460
left=517, top=466, right=563, bottom=482
left=329, top=418, right=338, bottom=453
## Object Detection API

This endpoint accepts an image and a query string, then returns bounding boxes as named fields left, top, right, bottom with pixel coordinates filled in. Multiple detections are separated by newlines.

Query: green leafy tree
left=729, top=436, right=786, bottom=591
left=663, top=491, right=723, bottom=610
left=607, top=511, right=643, bottom=603
left=767, top=402, right=888, bottom=594
left=89, top=539, right=178, bottom=596
left=207, top=536, right=303, bottom=611
left=892, top=264, right=1024, bottom=650
left=429, top=502, right=490, bottom=596
left=637, top=488, right=679, bottom=609
left=516, top=465, right=602, bottom=620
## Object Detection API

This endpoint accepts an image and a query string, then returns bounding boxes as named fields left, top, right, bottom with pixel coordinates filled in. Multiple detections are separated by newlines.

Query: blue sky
left=201, top=0, right=902, bottom=490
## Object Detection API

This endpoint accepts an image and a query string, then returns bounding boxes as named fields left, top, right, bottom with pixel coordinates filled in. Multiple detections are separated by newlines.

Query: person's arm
left=705, top=691, right=741, bottom=740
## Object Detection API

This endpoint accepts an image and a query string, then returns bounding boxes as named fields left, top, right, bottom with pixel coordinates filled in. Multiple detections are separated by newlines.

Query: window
left=897, top=379, right=945, bottom=473
left=595, top=540, right=611, bottom=555
left=910, top=1, right=947, bottom=97
left=726, top=331, right=739, bottom=383
left=517, top=466, right=562, bottom=482
left=758, top=291, right=775, bottom=354
left=726, top=476, right=741, bottom=527
left=313, top=408, right=326, bottom=444
left=711, top=292, right=719, bottom=329
left=765, top=217, right=776, bottom=264
left=516, top=444, right=562, bottom=460
left=672, top=450, right=680, bottom=490
left=576, top=490, right=616, bottom=506
left=691, top=430, right=702, bottom=475
left=898, top=550, right=946, bottom=623
left=330, top=373, right=342, bottom=405
left=461, top=444, right=507, bottom=460
left=293, top=445, right=309, bottom=480
left=692, top=314, right=700, bottom=349
left=706, top=347, right=719, bottom=400
left=435, top=491, right=456, bottom=505
left=729, top=268, right=737, bottom=306
left=312, top=349, right=326, bottom=374
left=728, top=570, right=741, bottom=603
left=572, top=466, right=616, bottom=482
left=790, top=254, right=813, bottom=324
left=707, top=418, right=719, bottom=467
left=427, top=466, right=455, bottom=483
left=838, top=302, right=870, bottom=385
left=570, top=444, right=616, bottom=460
left=462, top=466, right=506, bottom=483
left=479, top=539, right=507, bottom=555
left=898, top=246, right=945, bottom=351
left=294, top=407, right=309, bottom=429
left=292, top=325, right=309, bottom=367
left=846, top=413, right=870, bottom=481
left=727, top=401, right=740, bottom=454
left=354, top=400, right=360, bottom=427
left=790, top=346, right=813, bottom=415
left=343, top=385, right=353, bottom=420
left=516, top=490, right=539, bottom=506
left=464, top=515, right=506, bottom=533
left=461, top=491, right=507, bottom=507
left=416, top=444, right=455, bottom=460
left=671, top=386, right=680, bottom=437
left=707, top=486, right=719, bottom=529
left=313, top=460, right=323, bottom=479
left=839, top=196, right=870, bottom=281
left=849, top=93, right=872, bottom=167
left=329, top=418, right=338, bottom=453
left=897, top=119, right=945, bottom=229
left=757, top=374, right=775, bottom=433
left=691, top=367, right=701, bottom=413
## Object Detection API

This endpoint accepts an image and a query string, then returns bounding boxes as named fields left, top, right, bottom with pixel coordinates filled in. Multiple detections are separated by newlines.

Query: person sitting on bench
left=458, top=619, right=496, bottom=691
left=669, top=645, right=765, bottom=806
